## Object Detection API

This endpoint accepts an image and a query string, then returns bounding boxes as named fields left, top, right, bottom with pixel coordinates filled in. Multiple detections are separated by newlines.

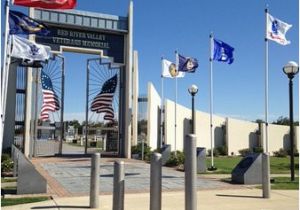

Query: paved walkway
left=4, top=155, right=297, bottom=210
left=2, top=189, right=298, bottom=210
left=31, top=156, right=236, bottom=196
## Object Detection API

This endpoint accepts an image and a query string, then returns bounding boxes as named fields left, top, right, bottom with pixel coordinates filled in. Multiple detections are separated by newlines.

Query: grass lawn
left=1, top=178, right=17, bottom=183
left=255, top=177, right=299, bottom=190
left=271, top=177, right=299, bottom=190
left=204, top=156, right=299, bottom=174
left=1, top=197, right=50, bottom=207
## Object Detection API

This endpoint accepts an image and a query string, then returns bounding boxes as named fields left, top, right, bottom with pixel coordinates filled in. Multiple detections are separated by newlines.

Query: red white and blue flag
left=90, top=74, right=118, bottom=122
left=40, top=70, right=60, bottom=121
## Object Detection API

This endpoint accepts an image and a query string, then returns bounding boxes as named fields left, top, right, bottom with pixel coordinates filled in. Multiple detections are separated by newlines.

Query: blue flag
left=177, top=54, right=199, bottom=72
left=9, top=10, right=49, bottom=36
left=213, top=39, right=234, bottom=64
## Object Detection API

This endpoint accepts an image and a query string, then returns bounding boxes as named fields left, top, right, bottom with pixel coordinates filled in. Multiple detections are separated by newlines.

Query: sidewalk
left=2, top=188, right=298, bottom=210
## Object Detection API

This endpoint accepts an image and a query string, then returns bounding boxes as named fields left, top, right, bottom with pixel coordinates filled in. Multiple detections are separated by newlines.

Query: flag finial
left=265, top=4, right=269, bottom=13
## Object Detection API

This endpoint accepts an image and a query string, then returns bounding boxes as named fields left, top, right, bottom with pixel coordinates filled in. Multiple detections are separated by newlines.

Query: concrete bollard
left=184, top=134, right=197, bottom=210
left=262, top=152, right=271, bottom=198
left=150, top=153, right=162, bottom=210
left=113, top=161, right=125, bottom=210
left=89, top=153, right=100, bottom=208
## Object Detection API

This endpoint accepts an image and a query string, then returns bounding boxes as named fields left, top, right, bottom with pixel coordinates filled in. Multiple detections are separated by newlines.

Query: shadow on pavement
left=31, top=205, right=89, bottom=209
left=216, top=194, right=262, bottom=199
left=100, top=172, right=140, bottom=177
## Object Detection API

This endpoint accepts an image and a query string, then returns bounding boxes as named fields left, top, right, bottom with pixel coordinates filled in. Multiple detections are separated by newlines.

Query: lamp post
left=188, top=85, right=198, bottom=134
left=283, top=61, right=299, bottom=182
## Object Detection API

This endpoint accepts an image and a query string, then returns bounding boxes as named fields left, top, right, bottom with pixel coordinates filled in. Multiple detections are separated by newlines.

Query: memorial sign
left=231, top=153, right=262, bottom=184
left=36, top=25, right=125, bottom=63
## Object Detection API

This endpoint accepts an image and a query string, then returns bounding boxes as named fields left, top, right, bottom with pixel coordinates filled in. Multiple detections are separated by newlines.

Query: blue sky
left=1, top=0, right=299, bottom=122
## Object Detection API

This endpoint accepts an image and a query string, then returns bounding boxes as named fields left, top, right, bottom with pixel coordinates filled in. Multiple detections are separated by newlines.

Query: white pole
left=263, top=7, right=271, bottom=198
left=175, top=52, right=179, bottom=153
left=175, top=76, right=177, bottom=153
left=2, top=0, right=10, bottom=107
left=161, top=57, right=164, bottom=148
left=265, top=9, right=269, bottom=153
left=1, top=0, right=11, bottom=151
left=209, top=33, right=215, bottom=169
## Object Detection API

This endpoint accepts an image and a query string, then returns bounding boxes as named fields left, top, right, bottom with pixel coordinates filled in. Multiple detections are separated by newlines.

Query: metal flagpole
left=175, top=51, right=179, bottom=154
left=175, top=76, right=177, bottom=153
left=262, top=6, right=271, bottom=198
left=264, top=8, right=269, bottom=154
left=209, top=33, right=216, bottom=170
left=161, top=76, right=164, bottom=147
left=160, top=57, right=164, bottom=148
left=2, top=0, right=10, bottom=105
left=59, top=56, right=65, bottom=155
left=1, top=0, right=11, bottom=151
left=85, top=60, right=90, bottom=154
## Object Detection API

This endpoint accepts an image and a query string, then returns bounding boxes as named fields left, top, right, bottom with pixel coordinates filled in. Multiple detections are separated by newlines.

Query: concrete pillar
left=113, top=161, right=125, bottom=210
left=24, top=8, right=35, bottom=157
left=132, top=50, right=139, bottom=147
left=3, top=62, right=18, bottom=149
left=225, top=118, right=230, bottom=155
left=150, top=153, right=162, bottom=210
left=89, top=153, right=100, bottom=208
left=124, top=0, right=133, bottom=158
left=184, top=134, right=197, bottom=210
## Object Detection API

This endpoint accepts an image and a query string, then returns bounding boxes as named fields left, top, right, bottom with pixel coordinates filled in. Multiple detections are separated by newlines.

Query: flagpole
left=175, top=75, right=177, bottom=153
left=1, top=0, right=11, bottom=151
left=175, top=51, right=179, bottom=154
left=161, top=57, right=164, bottom=148
left=2, top=0, right=10, bottom=101
left=264, top=8, right=269, bottom=154
left=263, top=6, right=271, bottom=198
left=208, top=32, right=216, bottom=171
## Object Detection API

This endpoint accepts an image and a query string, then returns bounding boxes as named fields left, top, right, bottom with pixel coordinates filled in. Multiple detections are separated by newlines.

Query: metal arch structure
left=85, top=58, right=120, bottom=155
left=20, top=3, right=134, bottom=158
left=33, top=55, right=64, bottom=156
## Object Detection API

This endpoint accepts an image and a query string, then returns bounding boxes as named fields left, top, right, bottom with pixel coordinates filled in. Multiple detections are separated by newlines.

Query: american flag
left=91, top=74, right=118, bottom=122
left=40, top=70, right=60, bottom=121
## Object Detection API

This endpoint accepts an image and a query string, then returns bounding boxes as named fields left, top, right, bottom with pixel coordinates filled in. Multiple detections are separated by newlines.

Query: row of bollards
left=89, top=134, right=197, bottom=210
left=89, top=154, right=127, bottom=210
left=89, top=133, right=271, bottom=209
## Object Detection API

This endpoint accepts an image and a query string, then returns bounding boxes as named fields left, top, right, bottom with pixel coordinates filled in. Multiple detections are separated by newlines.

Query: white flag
left=266, top=13, right=292, bottom=45
left=11, top=35, right=51, bottom=62
left=162, top=59, right=185, bottom=78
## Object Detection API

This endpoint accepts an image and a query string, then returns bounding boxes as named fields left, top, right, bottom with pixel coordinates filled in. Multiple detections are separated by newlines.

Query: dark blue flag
left=213, top=39, right=234, bottom=64
left=177, top=54, right=199, bottom=72
left=9, top=10, right=49, bottom=36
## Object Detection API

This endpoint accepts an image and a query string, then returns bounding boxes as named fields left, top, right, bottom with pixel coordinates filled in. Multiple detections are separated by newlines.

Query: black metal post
left=59, top=56, right=65, bottom=155
left=85, top=60, right=90, bottom=154
left=288, top=77, right=295, bottom=181
left=191, top=94, right=195, bottom=134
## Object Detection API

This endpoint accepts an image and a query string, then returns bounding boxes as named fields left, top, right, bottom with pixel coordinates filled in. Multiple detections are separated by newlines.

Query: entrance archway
left=22, top=4, right=134, bottom=158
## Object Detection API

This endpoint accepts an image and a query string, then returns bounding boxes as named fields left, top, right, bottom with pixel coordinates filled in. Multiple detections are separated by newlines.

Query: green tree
left=254, top=119, right=265, bottom=123
left=272, top=116, right=299, bottom=126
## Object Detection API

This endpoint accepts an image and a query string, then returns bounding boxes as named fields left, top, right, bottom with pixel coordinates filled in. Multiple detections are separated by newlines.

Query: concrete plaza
left=31, top=156, right=234, bottom=196
left=3, top=156, right=298, bottom=209
left=2, top=189, right=298, bottom=210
